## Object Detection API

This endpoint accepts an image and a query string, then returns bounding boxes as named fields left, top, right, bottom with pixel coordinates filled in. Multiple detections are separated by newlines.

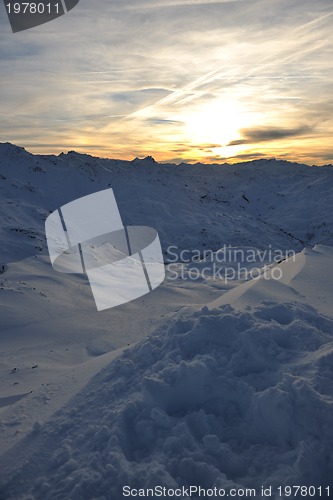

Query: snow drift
left=1, top=299, right=333, bottom=499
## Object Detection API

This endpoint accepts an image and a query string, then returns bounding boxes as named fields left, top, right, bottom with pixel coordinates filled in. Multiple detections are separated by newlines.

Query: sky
left=0, top=0, right=332, bottom=164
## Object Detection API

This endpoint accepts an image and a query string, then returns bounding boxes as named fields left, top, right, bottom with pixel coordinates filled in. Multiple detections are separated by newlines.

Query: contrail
left=124, top=0, right=250, bottom=10
left=96, top=6, right=333, bottom=134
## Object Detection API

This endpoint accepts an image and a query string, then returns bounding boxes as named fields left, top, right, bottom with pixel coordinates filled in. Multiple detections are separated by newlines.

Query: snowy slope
left=209, top=245, right=333, bottom=317
left=0, top=254, right=221, bottom=456
left=1, top=269, right=333, bottom=498
left=1, top=144, right=333, bottom=498
left=1, top=142, right=333, bottom=268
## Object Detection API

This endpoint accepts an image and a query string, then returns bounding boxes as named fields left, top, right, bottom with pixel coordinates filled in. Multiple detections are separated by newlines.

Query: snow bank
left=209, top=246, right=333, bottom=317
left=1, top=300, right=333, bottom=499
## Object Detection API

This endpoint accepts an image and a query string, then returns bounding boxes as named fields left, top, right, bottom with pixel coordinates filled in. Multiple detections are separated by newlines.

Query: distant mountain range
left=1, top=142, right=333, bottom=269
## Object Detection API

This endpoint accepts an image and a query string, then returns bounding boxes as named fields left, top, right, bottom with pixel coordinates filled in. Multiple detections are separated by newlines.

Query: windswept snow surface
left=1, top=144, right=333, bottom=498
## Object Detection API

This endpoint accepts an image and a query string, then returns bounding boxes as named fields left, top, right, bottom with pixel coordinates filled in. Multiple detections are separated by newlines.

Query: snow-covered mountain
left=1, top=142, right=333, bottom=267
left=0, top=143, right=333, bottom=499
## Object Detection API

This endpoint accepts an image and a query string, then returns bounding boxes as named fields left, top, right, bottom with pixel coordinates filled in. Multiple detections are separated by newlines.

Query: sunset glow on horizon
left=1, top=0, right=332, bottom=165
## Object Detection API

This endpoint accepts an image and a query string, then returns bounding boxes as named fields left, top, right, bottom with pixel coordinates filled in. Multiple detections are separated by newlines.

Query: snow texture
left=1, top=301, right=333, bottom=499
left=0, top=143, right=333, bottom=499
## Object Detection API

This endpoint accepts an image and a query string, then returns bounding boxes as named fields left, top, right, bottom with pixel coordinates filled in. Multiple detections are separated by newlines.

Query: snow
left=209, top=245, right=333, bottom=317
left=0, top=143, right=333, bottom=498
left=1, top=301, right=333, bottom=498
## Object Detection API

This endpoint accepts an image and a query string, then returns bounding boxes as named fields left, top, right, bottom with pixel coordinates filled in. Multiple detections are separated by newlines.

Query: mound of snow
left=1, top=301, right=333, bottom=499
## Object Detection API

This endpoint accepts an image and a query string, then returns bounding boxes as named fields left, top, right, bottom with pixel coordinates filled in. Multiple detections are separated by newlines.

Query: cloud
left=146, top=118, right=184, bottom=125
left=227, top=126, right=312, bottom=146
left=227, top=152, right=266, bottom=160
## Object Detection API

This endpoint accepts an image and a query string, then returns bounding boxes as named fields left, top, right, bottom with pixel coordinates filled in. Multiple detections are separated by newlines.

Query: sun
left=183, top=99, right=258, bottom=159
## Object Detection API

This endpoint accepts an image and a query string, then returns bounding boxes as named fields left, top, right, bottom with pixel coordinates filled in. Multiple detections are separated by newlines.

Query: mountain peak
left=132, top=155, right=157, bottom=165
left=0, top=142, right=30, bottom=157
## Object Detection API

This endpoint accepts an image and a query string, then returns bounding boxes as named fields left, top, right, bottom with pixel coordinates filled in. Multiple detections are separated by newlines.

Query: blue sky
left=0, top=0, right=332, bottom=163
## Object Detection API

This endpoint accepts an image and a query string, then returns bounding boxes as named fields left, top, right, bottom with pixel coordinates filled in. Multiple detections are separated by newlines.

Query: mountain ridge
left=1, top=141, right=332, bottom=169
left=1, top=142, right=333, bottom=269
